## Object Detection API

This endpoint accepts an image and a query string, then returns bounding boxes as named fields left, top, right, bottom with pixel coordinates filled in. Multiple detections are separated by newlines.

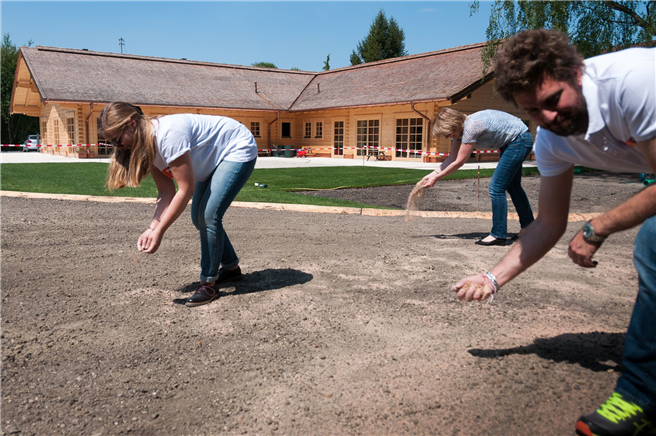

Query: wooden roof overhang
left=10, top=52, right=43, bottom=117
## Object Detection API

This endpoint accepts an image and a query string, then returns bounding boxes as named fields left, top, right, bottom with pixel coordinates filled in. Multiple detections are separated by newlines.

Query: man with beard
left=452, top=29, right=655, bottom=436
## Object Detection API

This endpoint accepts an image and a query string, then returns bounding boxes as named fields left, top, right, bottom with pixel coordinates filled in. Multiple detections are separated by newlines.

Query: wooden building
left=10, top=43, right=532, bottom=161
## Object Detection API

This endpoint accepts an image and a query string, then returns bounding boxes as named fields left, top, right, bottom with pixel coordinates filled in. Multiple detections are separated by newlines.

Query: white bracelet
left=483, top=271, right=499, bottom=294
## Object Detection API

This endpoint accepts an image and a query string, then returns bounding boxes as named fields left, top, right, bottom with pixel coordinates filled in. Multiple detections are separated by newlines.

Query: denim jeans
left=489, top=132, right=535, bottom=239
left=615, top=214, right=656, bottom=413
left=191, top=158, right=256, bottom=283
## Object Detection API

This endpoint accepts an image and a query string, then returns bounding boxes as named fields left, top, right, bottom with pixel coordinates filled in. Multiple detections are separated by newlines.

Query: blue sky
left=1, top=1, right=493, bottom=71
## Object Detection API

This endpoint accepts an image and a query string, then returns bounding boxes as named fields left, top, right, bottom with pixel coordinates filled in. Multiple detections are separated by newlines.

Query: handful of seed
left=405, top=181, right=427, bottom=222
left=452, top=281, right=494, bottom=302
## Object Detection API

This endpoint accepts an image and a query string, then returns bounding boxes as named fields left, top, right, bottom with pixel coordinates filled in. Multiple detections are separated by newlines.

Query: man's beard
left=544, top=93, right=588, bottom=137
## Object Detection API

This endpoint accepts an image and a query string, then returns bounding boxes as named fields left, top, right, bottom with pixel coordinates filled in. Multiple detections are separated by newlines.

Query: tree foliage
left=323, top=54, right=331, bottom=71
left=251, top=61, right=278, bottom=69
left=350, top=9, right=408, bottom=65
left=471, top=0, right=656, bottom=71
left=1, top=33, right=39, bottom=145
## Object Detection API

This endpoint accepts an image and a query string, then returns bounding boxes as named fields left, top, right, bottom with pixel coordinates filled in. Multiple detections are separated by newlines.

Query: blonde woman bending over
left=100, top=102, right=258, bottom=306
left=422, top=108, right=535, bottom=245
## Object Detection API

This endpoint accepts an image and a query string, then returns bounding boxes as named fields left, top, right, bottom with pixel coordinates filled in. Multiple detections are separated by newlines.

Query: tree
left=322, top=54, right=330, bottom=71
left=471, top=1, right=656, bottom=72
left=350, top=9, right=408, bottom=65
left=251, top=61, right=278, bottom=69
left=1, top=33, right=39, bottom=146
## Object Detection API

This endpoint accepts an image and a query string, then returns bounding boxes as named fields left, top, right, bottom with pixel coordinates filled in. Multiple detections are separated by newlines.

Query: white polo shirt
left=152, top=114, right=258, bottom=181
left=534, top=47, right=656, bottom=177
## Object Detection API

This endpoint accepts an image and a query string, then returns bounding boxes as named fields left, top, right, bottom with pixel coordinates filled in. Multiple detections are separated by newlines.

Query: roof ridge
left=28, top=42, right=487, bottom=76
left=317, top=41, right=488, bottom=75
left=29, top=46, right=316, bottom=75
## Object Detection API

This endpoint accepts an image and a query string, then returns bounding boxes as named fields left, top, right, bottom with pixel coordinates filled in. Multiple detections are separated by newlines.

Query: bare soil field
left=1, top=171, right=648, bottom=436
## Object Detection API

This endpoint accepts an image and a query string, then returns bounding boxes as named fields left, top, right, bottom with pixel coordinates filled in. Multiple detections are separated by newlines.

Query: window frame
left=250, top=121, right=262, bottom=138
left=66, top=116, right=76, bottom=145
left=355, top=117, right=381, bottom=157
left=333, top=119, right=345, bottom=156
left=395, top=117, right=424, bottom=159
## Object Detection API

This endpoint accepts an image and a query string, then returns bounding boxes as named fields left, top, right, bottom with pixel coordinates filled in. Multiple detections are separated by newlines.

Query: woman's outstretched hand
left=137, top=228, right=163, bottom=254
left=421, top=171, right=439, bottom=188
left=452, top=274, right=494, bottom=302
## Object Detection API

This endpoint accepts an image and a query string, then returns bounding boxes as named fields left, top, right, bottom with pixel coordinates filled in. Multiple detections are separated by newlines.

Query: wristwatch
left=582, top=221, right=606, bottom=243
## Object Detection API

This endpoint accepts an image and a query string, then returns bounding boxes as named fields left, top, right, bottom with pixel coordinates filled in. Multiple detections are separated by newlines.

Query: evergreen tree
left=471, top=0, right=656, bottom=72
left=1, top=34, right=39, bottom=145
left=322, top=54, right=331, bottom=71
left=350, top=9, right=408, bottom=65
left=251, top=62, right=278, bottom=69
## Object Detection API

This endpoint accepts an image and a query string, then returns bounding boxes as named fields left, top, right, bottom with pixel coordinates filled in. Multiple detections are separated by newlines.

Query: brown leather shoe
left=185, top=284, right=219, bottom=307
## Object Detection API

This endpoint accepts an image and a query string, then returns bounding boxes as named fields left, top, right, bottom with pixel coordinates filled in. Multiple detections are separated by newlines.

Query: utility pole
left=119, top=37, right=125, bottom=54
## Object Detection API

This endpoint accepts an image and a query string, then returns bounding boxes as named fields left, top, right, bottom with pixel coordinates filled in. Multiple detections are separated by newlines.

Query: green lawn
left=0, top=162, right=541, bottom=209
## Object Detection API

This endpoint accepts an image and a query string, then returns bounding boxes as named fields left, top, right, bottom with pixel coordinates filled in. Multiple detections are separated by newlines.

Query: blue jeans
left=489, top=132, right=535, bottom=239
left=615, top=214, right=656, bottom=413
left=191, top=158, right=256, bottom=283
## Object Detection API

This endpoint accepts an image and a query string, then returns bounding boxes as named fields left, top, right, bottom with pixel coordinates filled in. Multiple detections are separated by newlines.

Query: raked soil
left=1, top=170, right=649, bottom=436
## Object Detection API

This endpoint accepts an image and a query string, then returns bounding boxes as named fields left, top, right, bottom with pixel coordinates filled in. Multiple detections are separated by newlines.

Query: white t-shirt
left=534, top=47, right=656, bottom=177
left=152, top=114, right=258, bottom=181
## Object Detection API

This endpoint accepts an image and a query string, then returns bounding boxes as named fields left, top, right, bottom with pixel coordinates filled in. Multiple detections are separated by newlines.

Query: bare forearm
left=433, top=160, right=463, bottom=181
left=153, top=188, right=193, bottom=234
left=592, top=185, right=656, bottom=237
left=490, top=218, right=566, bottom=286
left=149, top=193, right=174, bottom=229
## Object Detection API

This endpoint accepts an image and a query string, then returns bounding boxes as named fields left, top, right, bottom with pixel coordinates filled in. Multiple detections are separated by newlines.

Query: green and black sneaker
left=576, top=393, right=656, bottom=436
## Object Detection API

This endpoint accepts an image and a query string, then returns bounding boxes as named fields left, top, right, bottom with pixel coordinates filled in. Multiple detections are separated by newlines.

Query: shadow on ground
left=469, top=331, right=624, bottom=372
left=172, top=268, right=313, bottom=304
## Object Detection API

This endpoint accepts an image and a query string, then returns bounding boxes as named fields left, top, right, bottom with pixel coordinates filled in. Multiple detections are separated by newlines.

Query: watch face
left=583, top=223, right=593, bottom=238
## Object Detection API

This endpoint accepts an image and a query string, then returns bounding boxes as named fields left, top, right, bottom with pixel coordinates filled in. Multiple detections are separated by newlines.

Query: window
left=67, top=117, right=75, bottom=145
left=333, top=121, right=344, bottom=155
left=315, top=121, right=323, bottom=138
left=281, top=122, right=292, bottom=138
left=250, top=122, right=261, bottom=138
left=53, top=119, right=60, bottom=145
left=395, top=118, right=423, bottom=159
left=304, top=122, right=312, bottom=138
left=356, top=119, right=379, bottom=156
left=96, top=129, right=113, bottom=156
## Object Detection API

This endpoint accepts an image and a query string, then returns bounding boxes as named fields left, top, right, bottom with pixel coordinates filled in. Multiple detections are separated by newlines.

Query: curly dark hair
left=494, top=29, right=585, bottom=103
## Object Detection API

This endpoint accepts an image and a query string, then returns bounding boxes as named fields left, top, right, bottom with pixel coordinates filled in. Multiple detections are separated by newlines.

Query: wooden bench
left=366, top=149, right=388, bottom=161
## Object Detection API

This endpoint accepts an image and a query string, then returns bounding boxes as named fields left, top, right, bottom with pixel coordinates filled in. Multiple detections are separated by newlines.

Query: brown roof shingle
left=18, top=43, right=491, bottom=112
left=21, top=46, right=314, bottom=111
left=293, top=43, right=489, bottom=111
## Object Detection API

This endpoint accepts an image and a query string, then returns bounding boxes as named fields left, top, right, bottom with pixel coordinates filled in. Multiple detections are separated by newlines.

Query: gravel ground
left=1, top=171, right=648, bottom=436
